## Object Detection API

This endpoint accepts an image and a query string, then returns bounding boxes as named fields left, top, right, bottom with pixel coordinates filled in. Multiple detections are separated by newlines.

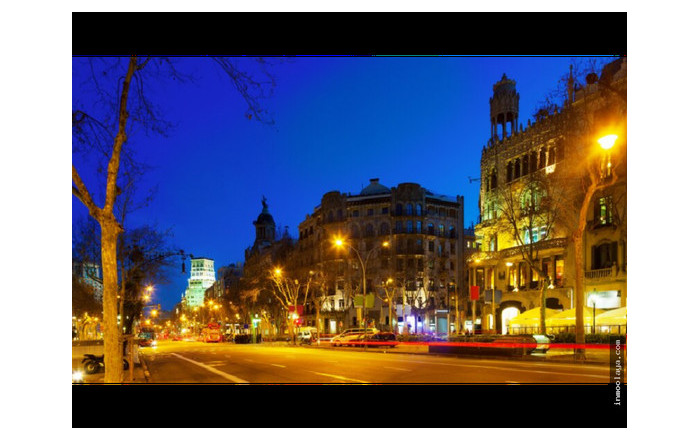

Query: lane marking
left=270, top=364, right=287, bottom=368
left=401, top=359, right=609, bottom=379
left=506, top=381, right=520, bottom=385
left=310, top=371, right=369, bottom=383
left=170, top=353, right=248, bottom=384
left=384, top=366, right=411, bottom=372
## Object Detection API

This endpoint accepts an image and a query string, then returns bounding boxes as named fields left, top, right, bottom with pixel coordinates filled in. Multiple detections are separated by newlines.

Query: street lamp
left=333, top=236, right=390, bottom=342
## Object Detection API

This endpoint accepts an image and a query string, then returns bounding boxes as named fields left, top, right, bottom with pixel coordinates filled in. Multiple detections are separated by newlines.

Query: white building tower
left=184, top=257, right=216, bottom=308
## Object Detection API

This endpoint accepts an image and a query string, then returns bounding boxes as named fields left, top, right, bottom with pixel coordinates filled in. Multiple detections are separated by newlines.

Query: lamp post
left=334, top=237, right=389, bottom=342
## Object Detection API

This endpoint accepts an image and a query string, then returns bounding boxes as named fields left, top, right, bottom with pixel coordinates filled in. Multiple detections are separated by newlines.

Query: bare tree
left=495, top=171, right=560, bottom=333
left=72, top=56, right=278, bottom=382
left=535, top=58, right=626, bottom=358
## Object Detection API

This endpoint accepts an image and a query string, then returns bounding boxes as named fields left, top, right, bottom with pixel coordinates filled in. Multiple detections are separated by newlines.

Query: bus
left=201, top=322, right=223, bottom=343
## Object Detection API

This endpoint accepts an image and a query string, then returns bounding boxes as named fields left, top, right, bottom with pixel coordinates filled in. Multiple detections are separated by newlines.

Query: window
left=337, top=209, right=343, bottom=220
left=365, top=223, right=374, bottom=237
left=450, top=243, right=455, bottom=254
left=396, top=204, right=403, bottom=215
left=416, top=221, right=422, bottom=233
left=367, top=208, right=374, bottom=216
left=449, top=225, right=455, bottom=238
left=428, top=223, right=435, bottom=234
left=395, top=221, right=402, bottom=233
left=539, top=149, right=546, bottom=169
left=540, top=226, right=547, bottom=240
left=417, top=259, right=424, bottom=271
left=592, top=242, right=618, bottom=270
left=396, top=259, right=404, bottom=271
left=439, top=224, right=445, bottom=236
left=406, top=221, right=413, bottom=233
left=353, top=210, right=359, bottom=217
left=339, top=299, right=344, bottom=309
left=555, top=258, right=564, bottom=286
left=514, top=158, right=521, bottom=179
left=429, top=241, right=435, bottom=252
left=327, top=211, right=334, bottom=222
left=406, top=203, right=413, bottom=215
left=416, top=204, right=422, bottom=216
left=380, top=222, right=390, bottom=235
left=506, top=161, right=513, bottom=182
left=489, top=236, right=497, bottom=251
left=595, top=196, right=613, bottom=225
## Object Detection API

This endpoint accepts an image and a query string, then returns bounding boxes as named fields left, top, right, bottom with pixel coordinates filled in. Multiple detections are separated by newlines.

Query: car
left=331, top=328, right=380, bottom=347
left=138, top=338, right=156, bottom=348
left=357, top=332, right=399, bottom=348
left=297, top=327, right=318, bottom=345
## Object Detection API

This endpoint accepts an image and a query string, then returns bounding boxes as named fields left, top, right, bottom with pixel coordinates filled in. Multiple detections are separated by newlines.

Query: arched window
left=406, top=221, right=413, bottom=233
left=365, top=223, right=374, bottom=237
left=416, top=221, right=422, bottom=233
left=549, top=147, right=556, bottom=164
left=416, top=204, right=422, bottom=216
left=449, top=225, right=455, bottom=238
left=406, top=203, right=413, bottom=215
left=514, top=158, right=521, bottom=179
left=395, top=221, right=403, bottom=233
left=522, top=155, right=529, bottom=175
left=439, top=224, right=445, bottom=236
left=395, top=203, right=403, bottom=216
left=428, top=223, right=435, bottom=234
left=490, top=169, right=497, bottom=191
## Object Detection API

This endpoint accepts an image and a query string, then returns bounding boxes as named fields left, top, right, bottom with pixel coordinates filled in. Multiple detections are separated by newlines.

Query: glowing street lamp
left=333, top=236, right=390, bottom=343
left=597, top=134, right=618, bottom=150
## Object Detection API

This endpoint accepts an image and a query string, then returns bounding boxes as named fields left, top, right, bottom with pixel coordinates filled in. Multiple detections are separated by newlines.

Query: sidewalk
left=72, top=353, right=149, bottom=384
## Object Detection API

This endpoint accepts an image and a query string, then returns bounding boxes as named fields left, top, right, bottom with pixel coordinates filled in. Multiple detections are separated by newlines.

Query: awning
left=547, top=307, right=594, bottom=327
left=595, top=307, right=627, bottom=326
left=508, top=307, right=560, bottom=327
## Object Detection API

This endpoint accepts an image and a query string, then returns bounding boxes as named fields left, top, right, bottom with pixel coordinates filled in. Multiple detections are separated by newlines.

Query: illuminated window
left=407, top=221, right=413, bottom=233
left=596, top=196, right=613, bottom=225
left=416, top=204, right=422, bottom=216
left=439, top=224, right=445, bottom=236
left=406, top=203, right=413, bottom=215
left=555, top=258, right=564, bottom=286
left=416, top=221, right=422, bottom=233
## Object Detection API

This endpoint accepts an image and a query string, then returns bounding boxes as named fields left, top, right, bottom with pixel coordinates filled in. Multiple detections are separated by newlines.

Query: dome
left=254, top=196, right=275, bottom=225
left=359, top=178, right=391, bottom=196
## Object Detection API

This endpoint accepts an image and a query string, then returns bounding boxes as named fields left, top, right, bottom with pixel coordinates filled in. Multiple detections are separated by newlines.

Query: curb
left=139, top=353, right=151, bottom=383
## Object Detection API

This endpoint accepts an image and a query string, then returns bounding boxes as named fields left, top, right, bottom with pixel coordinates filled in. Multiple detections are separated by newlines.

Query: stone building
left=470, top=58, right=627, bottom=334
left=297, top=178, right=465, bottom=335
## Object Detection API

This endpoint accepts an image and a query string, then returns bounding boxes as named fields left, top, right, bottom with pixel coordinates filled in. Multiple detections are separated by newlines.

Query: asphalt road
left=140, top=341, right=616, bottom=384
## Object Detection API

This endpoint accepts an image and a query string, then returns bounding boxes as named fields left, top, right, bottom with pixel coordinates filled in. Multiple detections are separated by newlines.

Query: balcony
left=585, top=268, right=612, bottom=280
left=498, top=237, right=568, bottom=258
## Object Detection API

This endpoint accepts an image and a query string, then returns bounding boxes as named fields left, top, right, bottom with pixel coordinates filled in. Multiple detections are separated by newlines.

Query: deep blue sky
left=72, top=56, right=611, bottom=310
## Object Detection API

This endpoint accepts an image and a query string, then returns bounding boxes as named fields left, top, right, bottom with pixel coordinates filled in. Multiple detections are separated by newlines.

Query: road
left=140, top=340, right=616, bottom=384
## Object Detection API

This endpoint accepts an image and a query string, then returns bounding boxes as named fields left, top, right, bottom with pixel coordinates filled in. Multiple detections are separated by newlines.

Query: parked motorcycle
left=82, top=354, right=129, bottom=375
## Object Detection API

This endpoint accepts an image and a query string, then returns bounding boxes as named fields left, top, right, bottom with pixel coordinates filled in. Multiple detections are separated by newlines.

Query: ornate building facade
left=296, top=178, right=465, bottom=335
left=471, top=58, right=627, bottom=334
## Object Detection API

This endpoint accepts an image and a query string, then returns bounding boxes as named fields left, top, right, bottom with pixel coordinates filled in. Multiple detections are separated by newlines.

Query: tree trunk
left=539, top=280, right=547, bottom=334
left=573, top=232, right=586, bottom=360
left=101, top=221, right=123, bottom=383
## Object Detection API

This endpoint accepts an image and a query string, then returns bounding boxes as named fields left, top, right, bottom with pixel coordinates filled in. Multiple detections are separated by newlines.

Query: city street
left=140, top=340, right=617, bottom=384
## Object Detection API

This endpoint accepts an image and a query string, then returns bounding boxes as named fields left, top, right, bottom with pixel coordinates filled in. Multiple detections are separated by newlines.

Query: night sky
left=72, top=56, right=613, bottom=310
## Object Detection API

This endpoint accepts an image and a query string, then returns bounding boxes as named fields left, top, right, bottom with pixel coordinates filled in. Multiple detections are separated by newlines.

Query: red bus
left=202, top=322, right=222, bottom=343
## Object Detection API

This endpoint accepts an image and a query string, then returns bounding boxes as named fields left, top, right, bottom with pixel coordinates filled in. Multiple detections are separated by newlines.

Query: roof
left=359, top=178, right=391, bottom=196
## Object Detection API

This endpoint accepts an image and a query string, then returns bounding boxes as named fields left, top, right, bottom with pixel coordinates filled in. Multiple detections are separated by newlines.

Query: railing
left=585, top=268, right=612, bottom=279
left=498, top=238, right=568, bottom=258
